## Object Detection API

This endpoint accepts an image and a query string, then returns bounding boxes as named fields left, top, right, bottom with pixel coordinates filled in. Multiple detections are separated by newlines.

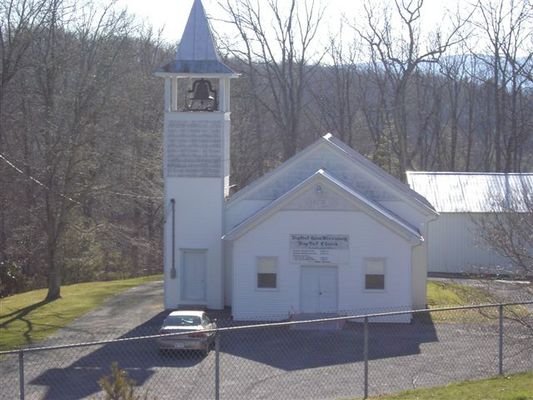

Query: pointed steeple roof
left=157, top=0, right=235, bottom=75
left=177, top=0, right=219, bottom=61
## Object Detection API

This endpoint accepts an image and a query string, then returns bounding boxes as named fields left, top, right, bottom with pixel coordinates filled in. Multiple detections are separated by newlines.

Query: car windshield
left=164, top=316, right=201, bottom=326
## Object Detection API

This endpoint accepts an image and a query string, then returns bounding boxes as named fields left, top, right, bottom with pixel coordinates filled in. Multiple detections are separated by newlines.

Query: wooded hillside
left=1, top=0, right=532, bottom=298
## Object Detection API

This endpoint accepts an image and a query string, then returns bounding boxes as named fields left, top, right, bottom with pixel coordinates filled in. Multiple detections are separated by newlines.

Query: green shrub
left=99, top=362, right=152, bottom=400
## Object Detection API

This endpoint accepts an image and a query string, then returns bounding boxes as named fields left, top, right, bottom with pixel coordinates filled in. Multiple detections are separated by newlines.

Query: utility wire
left=1, top=152, right=163, bottom=202
left=0, top=153, right=80, bottom=205
left=1, top=152, right=166, bottom=252
left=98, top=190, right=163, bottom=200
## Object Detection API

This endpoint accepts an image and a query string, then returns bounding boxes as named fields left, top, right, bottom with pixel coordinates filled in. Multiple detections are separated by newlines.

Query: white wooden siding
left=232, top=210, right=412, bottom=321
left=164, top=177, right=224, bottom=309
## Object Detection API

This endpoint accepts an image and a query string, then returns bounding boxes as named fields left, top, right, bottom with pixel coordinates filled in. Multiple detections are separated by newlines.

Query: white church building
left=156, top=0, right=437, bottom=321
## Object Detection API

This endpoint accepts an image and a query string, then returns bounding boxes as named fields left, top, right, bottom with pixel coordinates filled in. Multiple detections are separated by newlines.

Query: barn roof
left=406, top=172, right=533, bottom=213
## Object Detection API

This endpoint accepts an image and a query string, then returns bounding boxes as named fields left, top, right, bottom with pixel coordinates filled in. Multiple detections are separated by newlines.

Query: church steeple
left=177, top=0, right=219, bottom=62
left=156, top=0, right=237, bottom=113
left=158, top=0, right=235, bottom=75
left=156, top=0, right=236, bottom=311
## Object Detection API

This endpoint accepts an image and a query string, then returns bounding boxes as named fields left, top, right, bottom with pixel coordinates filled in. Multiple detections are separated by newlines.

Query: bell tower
left=156, top=0, right=237, bottom=310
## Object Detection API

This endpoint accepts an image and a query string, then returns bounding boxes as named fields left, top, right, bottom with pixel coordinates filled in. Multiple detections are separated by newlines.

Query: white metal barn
left=157, top=0, right=437, bottom=321
left=407, top=172, right=533, bottom=276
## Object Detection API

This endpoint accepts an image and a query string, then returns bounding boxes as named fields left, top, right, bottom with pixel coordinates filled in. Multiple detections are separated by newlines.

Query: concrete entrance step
left=289, top=313, right=345, bottom=330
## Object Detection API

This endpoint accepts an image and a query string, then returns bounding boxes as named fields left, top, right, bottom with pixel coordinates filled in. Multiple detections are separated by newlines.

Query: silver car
left=157, top=310, right=217, bottom=356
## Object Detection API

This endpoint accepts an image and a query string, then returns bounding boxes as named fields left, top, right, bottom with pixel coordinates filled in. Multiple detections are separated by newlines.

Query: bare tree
left=0, top=0, right=171, bottom=297
left=220, top=0, right=325, bottom=161
left=312, top=26, right=362, bottom=147
left=438, top=54, right=468, bottom=170
left=476, top=180, right=533, bottom=277
left=470, top=0, right=533, bottom=172
left=16, top=0, right=135, bottom=300
left=354, top=0, right=465, bottom=178
left=0, top=0, right=48, bottom=284
left=0, top=0, right=47, bottom=145
left=94, top=26, right=167, bottom=278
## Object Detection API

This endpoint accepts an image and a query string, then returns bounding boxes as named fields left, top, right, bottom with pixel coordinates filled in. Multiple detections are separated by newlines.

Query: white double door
left=300, top=266, right=338, bottom=314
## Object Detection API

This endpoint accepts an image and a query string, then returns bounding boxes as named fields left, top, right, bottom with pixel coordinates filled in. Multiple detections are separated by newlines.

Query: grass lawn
left=426, top=280, right=529, bottom=323
left=367, top=372, right=533, bottom=399
left=0, top=275, right=162, bottom=352
left=427, top=280, right=494, bottom=307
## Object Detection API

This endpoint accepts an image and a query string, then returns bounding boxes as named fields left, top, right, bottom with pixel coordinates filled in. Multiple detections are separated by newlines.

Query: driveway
left=43, top=280, right=165, bottom=344
left=0, top=281, right=165, bottom=399
left=1, top=280, right=531, bottom=400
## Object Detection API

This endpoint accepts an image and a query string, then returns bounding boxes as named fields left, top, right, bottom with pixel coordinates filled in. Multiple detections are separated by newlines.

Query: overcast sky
left=115, top=0, right=467, bottom=49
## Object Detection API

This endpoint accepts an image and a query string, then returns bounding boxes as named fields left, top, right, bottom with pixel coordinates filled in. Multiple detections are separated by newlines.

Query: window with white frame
left=257, top=257, right=278, bottom=289
left=364, top=258, right=385, bottom=290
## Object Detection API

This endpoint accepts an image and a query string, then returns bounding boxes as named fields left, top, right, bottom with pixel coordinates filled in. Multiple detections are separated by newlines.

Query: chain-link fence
left=1, top=302, right=532, bottom=400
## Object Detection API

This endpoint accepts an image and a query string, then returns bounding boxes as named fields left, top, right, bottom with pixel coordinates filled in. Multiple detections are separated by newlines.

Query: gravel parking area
left=1, top=280, right=531, bottom=400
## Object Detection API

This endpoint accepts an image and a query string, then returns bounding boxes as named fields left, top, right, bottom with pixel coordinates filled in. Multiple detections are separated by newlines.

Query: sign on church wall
left=290, top=234, right=349, bottom=265
left=166, top=120, right=222, bottom=177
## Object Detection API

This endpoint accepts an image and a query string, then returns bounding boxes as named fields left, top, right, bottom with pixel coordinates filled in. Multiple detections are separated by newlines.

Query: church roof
left=157, top=0, right=236, bottom=75
left=227, top=134, right=436, bottom=217
left=223, top=169, right=423, bottom=243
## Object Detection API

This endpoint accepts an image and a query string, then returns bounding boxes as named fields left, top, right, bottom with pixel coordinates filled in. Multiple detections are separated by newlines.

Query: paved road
left=1, top=280, right=532, bottom=400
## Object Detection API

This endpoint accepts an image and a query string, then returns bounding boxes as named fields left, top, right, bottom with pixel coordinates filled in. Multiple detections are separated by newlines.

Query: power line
left=98, top=190, right=163, bottom=200
left=0, top=153, right=80, bottom=205
left=1, top=152, right=166, bottom=255
left=1, top=153, right=163, bottom=202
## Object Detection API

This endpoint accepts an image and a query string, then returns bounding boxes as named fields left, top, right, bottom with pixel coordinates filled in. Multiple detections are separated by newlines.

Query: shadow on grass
left=0, top=300, right=53, bottom=327
left=0, top=299, right=56, bottom=347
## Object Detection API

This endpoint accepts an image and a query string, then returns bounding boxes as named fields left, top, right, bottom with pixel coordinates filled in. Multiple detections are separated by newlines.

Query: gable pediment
left=283, top=181, right=360, bottom=211
left=223, top=169, right=422, bottom=243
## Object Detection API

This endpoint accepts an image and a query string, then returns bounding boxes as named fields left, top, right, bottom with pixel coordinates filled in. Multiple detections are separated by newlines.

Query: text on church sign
left=290, top=234, right=349, bottom=265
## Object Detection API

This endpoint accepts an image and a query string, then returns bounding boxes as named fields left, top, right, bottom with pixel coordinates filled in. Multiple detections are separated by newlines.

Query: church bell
left=188, top=78, right=217, bottom=111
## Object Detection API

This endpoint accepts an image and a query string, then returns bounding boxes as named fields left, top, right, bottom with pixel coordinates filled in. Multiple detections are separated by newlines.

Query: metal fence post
left=498, top=304, right=504, bottom=375
left=215, top=332, right=220, bottom=400
left=18, top=349, right=24, bottom=400
left=363, top=316, right=369, bottom=399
